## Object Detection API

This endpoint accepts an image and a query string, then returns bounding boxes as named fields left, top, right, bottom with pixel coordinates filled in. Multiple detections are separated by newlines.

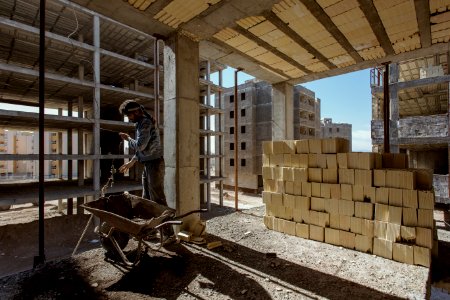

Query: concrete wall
left=434, top=175, right=449, bottom=203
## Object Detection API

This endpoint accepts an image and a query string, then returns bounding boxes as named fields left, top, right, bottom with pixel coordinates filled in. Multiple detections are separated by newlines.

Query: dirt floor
left=1, top=190, right=450, bottom=299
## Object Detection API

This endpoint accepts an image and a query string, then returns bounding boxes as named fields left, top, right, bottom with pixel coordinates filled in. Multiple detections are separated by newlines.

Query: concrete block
left=339, top=230, right=355, bottom=249
left=355, top=234, right=373, bottom=253
left=389, top=206, right=402, bottom=225
left=337, top=153, right=348, bottom=169
left=309, top=225, right=324, bottom=242
left=295, top=223, right=309, bottom=239
left=375, top=204, right=389, bottom=222
left=296, top=196, right=310, bottom=211
left=285, top=181, right=294, bottom=195
left=389, top=188, right=403, bottom=207
left=339, top=169, right=355, bottom=185
left=373, top=169, right=386, bottom=187
left=326, top=154, right=337, bottom=169
left=283, top=220, right=296, bottom=236
left=352, top=185, right=364, bottom=202
left=393, top=243, right=414, bottom=265
left=325, top=228, right=340, bottom=245
left=264, top=216, right=274, bottom=230
left=317, top=154, right=327, bottom=169
left=283, top=155, right=292, bottom=167
left=341, top=184, right=352, bottom=200
left=375, top=187, right=389, bottom=204
left=293, top=168, right=308, bottom=182
left=262, top=141, right=273, bottom=155
left=302, top=182, right=312, bottom=197
left=373, top=238, right=393, bottom=259
left=374, top=221, right=387, bottom=239
left=339, top=215, right=351, bottom=231
left=311, top=182, right=321, bottom=197
left=323, top=169, right=338, bottom=183
left=363, top=186, right=376, bottom=203
left=298, top=154, right=309, bottom=168
left=355, top=169, right=372, bottom=187
left=339, top=199, right=354, bottom=216
left=308, top=154, right=318, bottom=168
left=386, top=223, right=401, bottom=242
left=416, top=227, right=433, bottom=249
left=295, top=140, right=309, bottom=154
left=351, top=217, right=362, bottom=234
left=414, top=246, right=431, bottom=267
left=320, top=183, right=331, bottom=198
left=362, top=219, right=374, bottom=237
left=403, top=190, right=418, bottom=208
left=418, top=191, right=435, bottom=209
left=403, top=208, right=418, bottom=227
left=330, top=184, right=341, bottom=199
left=308, top=139, right=322, bottom=154
left=308, top=168, right=322, bottom=183
left=330, top=214, right=340, bottom=229
left=401, top=226, right=416, bottom=242
left=417, top=209, right=433, bottom=229
left=311, top=197, right=325, bottom=212
left=355, top=202, right=374, bottom=219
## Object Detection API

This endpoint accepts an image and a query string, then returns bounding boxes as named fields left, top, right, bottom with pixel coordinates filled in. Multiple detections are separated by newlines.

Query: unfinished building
left=222, top=81, right=320, bottom=192
left=371, top=54, right=450, bottom=203
left=321, top=118, right=352, bottom=150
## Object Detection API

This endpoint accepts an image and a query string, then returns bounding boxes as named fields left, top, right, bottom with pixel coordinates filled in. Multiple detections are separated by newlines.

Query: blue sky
left=215, top=68, right=373, bottom=152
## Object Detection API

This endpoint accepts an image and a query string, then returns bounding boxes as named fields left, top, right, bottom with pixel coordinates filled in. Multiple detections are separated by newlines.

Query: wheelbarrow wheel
left=99, top=222, right=130, bottom=259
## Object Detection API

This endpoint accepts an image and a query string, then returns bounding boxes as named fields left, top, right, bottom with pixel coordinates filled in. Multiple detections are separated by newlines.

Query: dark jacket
left=128, top=116, right=163, bottom=162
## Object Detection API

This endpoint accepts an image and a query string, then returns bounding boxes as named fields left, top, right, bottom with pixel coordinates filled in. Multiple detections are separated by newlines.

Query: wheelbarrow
left=81, top=192, right=206, bottom=267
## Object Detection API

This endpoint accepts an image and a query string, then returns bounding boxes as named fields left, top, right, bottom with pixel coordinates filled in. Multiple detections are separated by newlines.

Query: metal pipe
left=218, top=69, right=223, bottom=207
left=35, top=0, right=46, bottom=267
left=234, top=68, right=243, bottom=211
left=383, top=63, right=390, bottom=153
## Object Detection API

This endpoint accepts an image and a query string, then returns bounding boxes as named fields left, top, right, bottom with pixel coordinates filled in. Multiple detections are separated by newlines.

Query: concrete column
left=389, top=63, right=399, bottom=153
left=163, top=33, right=200, bottom=230
left=92, top=15, right=101, bottom=193
left=67, top=100, right=73, bottom=215
left=272, top=82, right=294, bottom=140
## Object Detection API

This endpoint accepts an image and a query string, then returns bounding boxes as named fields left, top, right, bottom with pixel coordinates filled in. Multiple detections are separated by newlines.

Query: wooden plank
left=264, top=11, right=336, bottom=70
left=414, top=0, right=432, bottom=48
left=298, top=0, right=363, bottom=63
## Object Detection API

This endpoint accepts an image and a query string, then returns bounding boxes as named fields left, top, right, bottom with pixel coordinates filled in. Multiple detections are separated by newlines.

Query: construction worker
left=118, top=99, right=168, bottom=207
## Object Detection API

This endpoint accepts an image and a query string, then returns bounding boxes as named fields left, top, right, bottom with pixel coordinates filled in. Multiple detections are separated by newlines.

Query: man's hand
left=119, top=159, right=136, bottom=173
left=119, top=132, right=130, bottom=141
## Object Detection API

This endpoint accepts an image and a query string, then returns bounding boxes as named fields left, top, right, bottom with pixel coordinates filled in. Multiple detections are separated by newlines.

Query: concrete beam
left=372, top=74, right=450, bottom=94
left=272, top=82, right=294, bottom=140
left=414, top=0, right=432, bottom=48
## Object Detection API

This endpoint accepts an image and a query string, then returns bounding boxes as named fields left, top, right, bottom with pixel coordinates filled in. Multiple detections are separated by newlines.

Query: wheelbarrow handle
left=173, top=208, right=208, bottom=220
left=155, top=220, right=183, bottom=230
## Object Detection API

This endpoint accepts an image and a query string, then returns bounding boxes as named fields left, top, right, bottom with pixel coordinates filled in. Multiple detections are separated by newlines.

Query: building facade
left=321, top=118, right=352, bottom=150
left=222, top=80, right=321, bottom=192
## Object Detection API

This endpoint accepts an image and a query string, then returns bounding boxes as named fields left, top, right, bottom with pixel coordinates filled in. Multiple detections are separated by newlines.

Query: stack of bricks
left=262, top=138, right=436, bottom=267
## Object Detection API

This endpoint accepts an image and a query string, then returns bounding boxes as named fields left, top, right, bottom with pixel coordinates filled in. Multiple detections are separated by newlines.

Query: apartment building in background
left=321, top=118, right=352, bottom=150
left=221, top=80, right=321, bottom=193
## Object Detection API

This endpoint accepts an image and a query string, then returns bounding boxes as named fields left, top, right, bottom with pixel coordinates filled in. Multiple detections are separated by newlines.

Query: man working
left=118, top=99, right=168, bottom=207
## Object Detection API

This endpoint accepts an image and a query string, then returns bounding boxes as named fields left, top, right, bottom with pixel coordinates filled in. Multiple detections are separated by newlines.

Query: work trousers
left=142, top=157, right=167, bottom=207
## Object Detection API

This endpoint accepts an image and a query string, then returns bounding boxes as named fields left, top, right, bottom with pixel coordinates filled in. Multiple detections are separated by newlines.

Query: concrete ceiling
left=73, top=0, right=450, bottom=84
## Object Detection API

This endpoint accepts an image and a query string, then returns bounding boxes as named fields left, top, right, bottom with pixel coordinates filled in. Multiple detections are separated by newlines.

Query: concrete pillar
left=92, top=15, right=101, bottom=193
left=163, top=33, right=200, bottom=230
left=389, top=63, right=399, bottom=153
left=272, top=82, right=294, bottom=140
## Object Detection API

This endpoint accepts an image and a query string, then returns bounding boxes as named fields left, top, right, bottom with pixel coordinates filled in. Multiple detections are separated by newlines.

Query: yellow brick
left=339, top=199, right=354, bottom=216
left=320, top=183, right=331, bottom=198
left=389, top=188, right=403, bottom=207
left=351, top=217, right=362, bottom=234
left=283, top=220, right=296, bottom=236
left=309, top=225, right=324, bottom=242
left=339, top=169, right=355, bottom=185
left=382, top=153, right=408, bottom=169
left=355, top=234, right=373, bottom=253
left=274, top=167, right=282, bottom=181
left=416, top=227, right=433, bottom=249
left=311, top=197, right=325, bottom=212
left=341, top=184, right=352, bottom=200
left=375, top=204, right=389, bottom=222
left=294, top=181, right=302, bottom=195
left=271, top=154, right=283, bottom=166
left=285, top=181, right=294, bottom=194
left=272, top=141, right=286, bottom=154
left=298, top=154, right=309, bottom=168
left=284, top=194, right=295, bottom=208
left=373, top=169, right=386, bottom=187
left=403, top=208, right=418, bottom=227
left=322, top=138, right=349, bottom=153
left=323, top=169, right=338, bottom=183
left=311, top=182, right=321, bottom=197
left=262, top=191, right=272, bottom=204
left=263, top=154, right=270, bottom=167
left=373, top=238, right=393, bottom=259
left=414, top=246, right=431, bottom=267
left=291, top=154, right=300, bottom=168
left=284, top=140, right=296, bottom=154
left=374, top=221, right=387, bottom=239
left=308, top=139, right=322, bottom=154
left=363, top=186, right=376, bottom=203
left=295, top=140, right=309, bottom=154
left=284, top=207, right=294, bottom=220
left=308, top=154, right=318, bottom=167
left=264, top=215, right=274, bottom=229
left=417, top=209, right=433, bottom=229
left=310, top=210, right=330, bottom=227
left=293, top=209, right=302, bottom=223
left=262, top=141, right=273, bottom=155
left=358, top=152, right=376, bottom=170
left=415, top=168, right=433, bottom=190
left=337, top=153, right=348, bottom=168
left=347, top=153, right=359, bottom=169
left=388, top=206, right=402, bottom=225
left=352, top=185, right=364, bottom=202
left=264, top=179, right=276, bottom=192
left=386, top=223, right=401, bottom=242
left=355, top=169, right=372, bottom=187
left=339, top=215, right=351, bottom=231
left=295, top=196, right=310, bottom=211
left=308, top=168, right=322, bottom=182
left=271, top=193, right=283, bottom=206
left=418, top=190, right=435, bottom=209
left=330, top=214, right=340, bottom=229
left=401, top=226, right=416, bottom=241
left=324, top=198, right=339, bottom=215
left=386, top=170, right=416, bottom=190
left=317, top=154, right=327, bottom=169
left=375, top=187, right=389, bottom=204
left=355, top=202, right=374, bottom=219
left=326, top=154, right=337, bottom=169
left=301, top=182, right=312, bottom=197
left=330, top=184, right=341, bottom=199
left=262, top=166, right=273, bottom=180
left=393, top=243, right=414, bottom=265
left=325, top=228, right=340, bottom=245
left=293, top=167, right=308, bottom=182
left=283, top=154, right=292, bottom=167
left=276, top=180, right=285, bottom=193
left=362, top=219, right=374, bottom=237
left=339, top=230, right=355, bottom=249
left=282, top=167, right=294, bottom=181
left=295, top=223, right=309, bottom=239
left=403, top=190, right=418, bottom=208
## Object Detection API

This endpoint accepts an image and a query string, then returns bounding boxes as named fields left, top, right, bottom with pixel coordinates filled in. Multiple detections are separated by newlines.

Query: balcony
left=300, top=119, right=316, bottom=128
left=372, top=114, right=448, bottom=145
left=299, top=101, right=315, bottom=113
